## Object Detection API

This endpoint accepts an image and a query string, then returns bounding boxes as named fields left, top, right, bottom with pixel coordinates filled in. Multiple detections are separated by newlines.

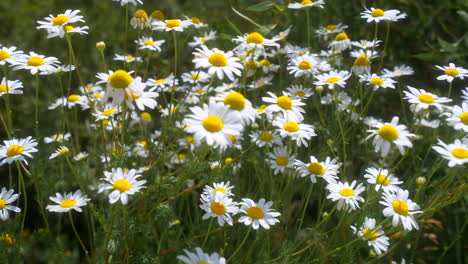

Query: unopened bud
left=416, top=176, right=427, bottom=185
left=96, top=41, right=106, bottom=50
left=315, top=86, right=324, bottom=93
left=326, top=139, right=334, bottom=146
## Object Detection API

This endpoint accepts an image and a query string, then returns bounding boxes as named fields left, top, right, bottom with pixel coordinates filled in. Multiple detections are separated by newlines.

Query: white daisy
left=151, top=18, right=191, bottom=32
left=462, top=87, right=468, bottom=102
left=446, top=103, right=468, bottom=132
left=295, top=156, right=340, bottom=183
left=288, top=0, right=325, bottom=9
left=36, top=9, right=85, bottom=39
left=380, top=189, right=422, bottom=231
left=432, top=138, right=468, bottom=167
left=316, top=23, right=348, bottom=38
left=435, top=63, right=468, bottom=83
left=192, top=45, right=243, bottom=81
left=135, top=36, right=165, bottom=52
left=360, top=73, right=396, bottom=90
left=273, top=115, right=316, bottom=147
left=200, top=192, right=238, bottom=226
left=247, top=75, right=274, bottom=90
left=93, top=105, right=121, bottom=121
left=112, top=0, right=143, bottom=6
left=130, top=9, right=150, bottom=29
left=366, top=116, right=415, bottom=157
left=262, top=92, right=305, bottom=120
left=258, top=59, right=280, bottom=74
left=381, top=65, right=414, bottom=78
left=361, top=7, right=406, bottom=23
left=11, top=52, right=59, bottom=75
left=215, top=91, right=258, bottom=126
left=233, top=32, right=280, bottom=52
left=328, top=32, right=352, bottom=51
left=286, top=85, right=314, bottom=99
left=98, top=168, right=147, bottom=205
left=186, top=16, right=208, bottom=29
left=351, top=40, right=381, bottom=50
left=314, top=70, right=351, bottom=89
left=0, top=188, right=21, bottom=221
left=49, top=146, right=70, bottom=159
left=0, top=78, right=23, bottom=96
left=363, top=167, right=402, bottom=192
left=96, top=69, right=146, bottom=106
left=350, top=217, right=390, bottom=255
left=287, top=54, right=319, bottom=78
left=0, top=137, right=38, bottom=166
left=114, top=54, right=143, bottom=63
left=73, top=152, right=89, bottom=161
left=249, top=130, right=282, bottom=148
left=238, top=198, right=281, bottom=229
left=177, top=247, right=226, bottom=264
left=403, top=86, right=452, bottom=113
left=181, top=71, right=210, bottom=84
left=326, top=180, right=365, bottom=212
left=43, top=133, right=71, bottom=144
left=46, top=190, right=90, bottom=213
left=146, top=73, right=178, bottom=92
left=201, top=182, right=235, bottom=202
left=188, top=31, right=217, bottom=47
left=0, top=46, right=24, bottom=65
left=267, top=146, right=295, bottom=175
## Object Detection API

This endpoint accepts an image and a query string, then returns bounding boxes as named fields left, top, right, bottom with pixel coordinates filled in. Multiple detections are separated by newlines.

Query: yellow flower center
left=113, top=179, right=132, bottom=192
left=58, top=148, right=70, bottom=155
left=257, top=104, right=267, bottom=113
left=224, top=92, right=246, bottom=110
left=228, top=135, right=237, bottom=144
left=354, top=56, right=369, bottom=66
left=197, top=262, right=208, bottom=264
left=6, top=145, right=24, bottom=157
left=326, top=24, right=337, bottom=31
left=208, top=53, right=227, bottom=67
left=326, top=77, right=340, bottom=83
left=53, top=15, right=70, bottom=26
left=301, top=0, right=313, bottom=5
left=155, top=78, right=165, bottom=84
left=140, top=112, right=152, bottom=120
left=150, top=10, right=164, bottom=20
left=370, top=77, right=384, bottom=86
left=191, top=17, right=201, bottom=24
left=362, top=228, right=378, bottom=241
left=0, top=199, right=5, bottom=209
left=245, top=60, right=257, bottom=70
left=294, top=91, right=306, bottom=97
left=202, top=116, right=224, bottom=132
left=225, top=157, right=234, bottom=164
left=201, top=37, right=208, bottom=42
left=339, top=188, right=354, bottom=197
left=247, top=206, right=265, bottom=219
left=177, top=153, right=186, bottom=160
left=451, top=148, right=468, bottom=159
left=67, top=94, right=80, bottom=102
left=307, top=162, right=325, bottom=175
left=417, top=94, right=435, bottom=104
left=246, top=32, right=265, bottom=44
left=371, top=8, right=385, bottom=17
left=191, top=73, right=202, bottom=80
left=335, top=32, right=349, bottom=41
left=64, top=25, right=74, bottom=32
left=298, top=60, right=312, bottom=70
left=143, top=40, right=155, bottom=46
left=165, top=19, right=181, bottom=28
left=0, top=85, right=11, bottom=93
left=276, top=156, right=289, bottom=166
left=375, top=174, right=390, bottom=186
left=108, top=70, right=133, bottom=89
left=27, top=56, right=45, bottom=67
left=277, top=95, right=293, bottom=110
left=459, top=112, right=468, bottom=125
left=134, top=9, right=148, bottom=20
left=260, top=59, right=271, bottom=66
left=59, top=199, right=77, bottom=208
left=259, top=132, right=273, bottom=141
left=378, top=124, right=399, bottom=142
left=392, top=200, right=409, bottom=216
left=126, top=56, right=135, bottom=61
left=283, top=121, right=300, bottom=132
left=445, top=68, right=459, bottom=77
left=214, top=187, right=227, bottom=194
left=210, top=202, right=226, bottom=215
left=0, top=50, right=11, bottom=61
left=186, top=136, right=195, bottom=144
left=102, top=109, right=115, bottom=116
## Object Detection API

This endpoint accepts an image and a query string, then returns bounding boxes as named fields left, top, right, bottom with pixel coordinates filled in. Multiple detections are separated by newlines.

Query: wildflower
left=233, top=32, right=280, bottom=52
left=0, top=46, right=23, bottom=65
left=462, top=87, right=468, bottom=102
left=287, top=54, right=319, bottom=78
left=0, top=234, right=15, bottom=248
left=200, top=192, right=238, bottom=226
left=435, top=63, right=468, bottom=83
left=381, top=65, right=414, bottom=78
left=44, top=133, right=71, bottom=144
left=316, top=24, right=348, bottom=38
left=361, top=7, right=406, bottom=23
left=262, top=92, right=305, bottom=120
left=188, top=31, right=217, bottom=47
left=0, top=137, right=38, bottom=166
left=326, top=180, right=365, bottom=212
left=314, top=70, right=351, bottom=89
left=114, top=54, right=143, bottom=63
left=351, top=40, right=381, bottom=50
left=238, top=198, right=280, bottom=229
left=380, top=189, right=422, bottom=231
left=130, top=9, right=150, bottom=29
left=0, top=78, right=23, bottom=96
left=93, top=105, right=120, bottom=121
left=249, top=130, right=282, bottom=148
left=73, top=152, right=89, bottom=161
left=287, top=85, right=314, bottom=99
left=215, top=91, right=258, bottom=126
left=98, top=168, right=147, bottom=205
left=366, top=116, right=415, bottom=156
left=96, top=69, right=146, bottom=106
left=432, top=138, right=468, bottom=167
left=351, top=55, right=371, bottom=75
left=46, top=190, right=90, bottom=213
left=62, top=25, right=89, bottom=37
left=135, top=36, right=165, bottom=52
left=113, top=0, right=143, bottom=6
left=360, top=73, right=396, bottom=90
left=273, top=115, right=316, bottom=147
left=49, top=146, right=70, bottom=159
left=295, top=156, right=340, bottom=183
left=350, top=217, right=390, bottom=255
left=186, top=16, right=208, bottom=29
left=201, top=182, right=235, bottom=202
left=267, top=146, right=295, bottom=175
left=288, top=0, right=325, bottom=9
left=177, top=247, right=226, bottom=264
left=146, top=73, right=178, bottom=92
left=329, top=32, right=352, bottom=51
left=258, top=59, right=280, bottom=74
left=192, top=45, right=243, bottom=81
left=350, top=49, right=379, bottom=60
left=0, top=188, right=21, bottom=221
left=152, top=18, right=191, bottom=32
left=181, top=71, right=210, bottom=84
left=36, top=10, right=85, bottom=38
left=403, top=86, right=451, bottom=113
left=446, top=103, right=468, bottom=132
left=11, top=52, right=59, bottom=75
left=363, top=167, right=402, bottom=192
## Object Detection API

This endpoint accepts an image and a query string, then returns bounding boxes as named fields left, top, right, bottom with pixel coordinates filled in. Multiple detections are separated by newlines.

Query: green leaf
left=246, top=1, right=275, bottom=12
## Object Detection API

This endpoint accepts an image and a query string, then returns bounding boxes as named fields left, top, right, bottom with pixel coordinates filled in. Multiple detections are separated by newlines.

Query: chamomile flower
left=113, top=0, right=143, bottom=6
left=130, top=9, right=150, bottom=29
left=350, top=217, right=389, bottom=255
left=146, top=73, right=178, bottom=92
left=188, top=31, right=217, bottom=47
left=177, top=247, right=226, bottom=264
left=327, top=180, right=365, bottom=212
left=49, top=146, right=70, bottom=159
left=315, top=24, right=348, bottom=38
left=262, top=92, right=305, bottom=120
left=249, top=130, right=282, bottom=148
left=200, top=192, right=238, bottom=226
left=288, top=0, right=325, bottom=9
left=127, top=86, right=158, bottom=111
left=233, top=32, right=280, bottom=52
left=192, top=46, right=243, bottom=81
left=258, top=59, right=280, bottom=74
left=432, top=138, right=468, bottom=167
left=238, top=198, right=280, bottom=229
left=201, top=182, right=235, bottom=201
left=361, top=8, right=406, bottom=23
left=329, top=32, right=352, bottom=51
left=12, top=52, right=59, bottom=75
left=363, top=167, right=402, bottom=192
left=114, top=54, right=143, bottom=63
left=360, top=73, right=396, bottom=90
left=215, top=91, right=258, bottom=125
left=135, top=36, right=165, bottom=52
left=93, top=105, right=120, bottom=121
left=366, top=117, right=415, bottom=157
left=314, top=70, right=351, bottom=89
left=187, top=16, right=208, bottom=29
left=44, top=133, right=71, bottom=144
left=351, top=40, right=381, bottom=50
left=435, top=63, right=468, bottom=83
left=267, top=146, right=295, bottom=175
left=46, top=190, right=90, bottom=213
left=0, top=46, right=24, bottom=65
left=36, top=10, right=85, bottom=39
left=381, top=65, right=414, bottom=78
left=0, top=188, right=21, bottom=221
left=98, top=168, right=147, bottom=205
left=96, top=69, right=146, bottom=106
left=273, top=116, right=316, bottom=147
left=287, top=54, right=319, bottom=77
left=295, top=156, right=340, bottom=183
left=350, top=49, right=379, bottom=60
left=181, top=71, right=210, bottom=84
left=73, top=152, right=88, bottom=161
left=152, top=18, right=191, bottom=32
left=351, top=55, right=371, bottom=76
left=446, top=103, right=468, bottom=132
left=287, top=85, right=314, bottom=99
left=183, top=99, right=243, bottom=148
left=61, top=25, right=89, bottom=38
left=380, top=189, right=422, bottom=231
left=0, top=78, right=23, bottom=96
left=247, top=75, right=274, bottom=90
left=403, top=86, right=452, bottom=113
left=0, top=137, right=38, bottom=166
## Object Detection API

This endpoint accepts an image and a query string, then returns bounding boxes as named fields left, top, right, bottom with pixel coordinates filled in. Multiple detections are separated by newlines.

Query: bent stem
left=227, top=226, right=252, bottom=263
left=68, top=211, right=90, bottom=259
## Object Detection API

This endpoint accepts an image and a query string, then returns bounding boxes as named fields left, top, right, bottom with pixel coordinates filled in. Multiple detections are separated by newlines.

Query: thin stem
left=306, top=8, right=311, bottom=48
left=34, top=74, right=40, bottom=141
left=297, top=183, right=314, bottom=232
left=448, top=81, right=453, bottom=98
left=377, top=22, right=390, bottom=71
left=227, top=226, right=251, bottom=263
left=202, top=218, right=214, bottom=248
left=68, top=211, right=89, bottom=259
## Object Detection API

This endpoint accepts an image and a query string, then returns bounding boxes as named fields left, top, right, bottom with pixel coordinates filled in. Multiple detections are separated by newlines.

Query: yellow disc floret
left=445, top=68, right=459, bottom=77
left=378, top=124, right=399, bottom=142
left=283, top=121, right=300, bottom=132
left=246, top=32, right=265, bottom=44
left=0, top=199, right=5, bottom=209
left=277, top=96, right=293, bottom=110
left=134, top=9, right=148, bottom=20
left=259, top=132, right=273, bottom=141
left=298, top=60, right=312, bottom=70
left=335, top=32, right=349, bottom=41
left=165, top=19, right=181, bottom=28
left=60, top=199, right=77, bottom=208
left=375, top=174, right=390, bottom=186
left=370, top=77, right=384, bottom=86
left=108, top=70, right=133, bottom=89
left=339, top=188, right=354, bottom=197
left=307, top=162, right=325, bottom=175
left=247, top=206, right=265, bottom=219
left=417, top=94, right=435, bottom=104
left=210, top=202, right=226, bottom=215
left=67, top=94, right=80, bottom=102
left=326, top=24, right=337, bottom=31
left=392, top=200, right=409, bottom=216
left=326, top=77, right=340, bottom=83
left=451, top=148, right=468, bottom=159
left=362, top=228, right=378, bottom=241
left=224, top=92, right=246, bottom=110
left=6, top=145, right=24, bottom=157
left=0, top=51, right=11, bottom=61
left=301, top=0, right=313, bottom=5
left=276, top=156, right=289, bottom=166
left=27, top=56, right=45, bottom=67
left=0, top=85, right=11, bottom=93
left=459, top=112, right=468, bottom=125
left=202, top=116, right=224, bottom=132
left=371, top=8, right=385, bottom=17
left=208, top=53, right=227, bottom=67
left=53, top=15, right=70, bottom=26
left=113, top=179, right=132, bottom=192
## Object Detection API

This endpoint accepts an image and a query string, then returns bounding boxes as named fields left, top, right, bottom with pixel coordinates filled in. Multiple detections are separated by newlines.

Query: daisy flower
left=233, top=32, right=280, bottom=52
left=273, top=116, right=316, bottom=147
left=0, top=78, right=23, bottom=96
left=381, top=65, right=414, bottom=78
left=49, top=146, right=70, bottom=159
left=295, top=156, right=340, bottom=183
left=183, top=99, right=243, bottom=148
left=328, top=32, right=352, bottom=51
left=262, top=92, right=305, bottom=120
left=249, top=130, right=282, bottom=148
left=201, top=182, right=235, bottom=202
left=351, top=55, right=371, bottom=76
left=0, top=188, right=21, bottom=221
left=287, top=85, right=314, bottom=99
left=114, top=54, right=143, bottom=63
left=287, top=54, right=319, bottom=77
left=127, top=85, right=159, bottom=111
left=314, top=70, right=351, bottom=89
left=247, top=75, right=274, bottom=90
left=98, top=168, right=147, bottom=205
left=363, top=167, right=402, bottom=192
left=361, top=7, right=406, bottom=23
left=135, top=36, right=165, bottom=52
left=258, top=59, right=280, bottom=74
left=366, top=116, right=415, bottom=157
left=432, top=138, right=468, bottom=167
left=267, top=146, right=295, bottom=175
left=36, top=10, right=85, bottom=39
left=192, top=45, right=243, bottom=81
left=93, top=105, right=121, bottom=121
left=315, top=23, right=348, bottom=38
left=0, top=46, right=24, bottom=65
left=0, top=137, right=38, bottom=166
left=446, top=103, right=468, bottom=132
left=238, top=198, right=280, bottom=229
left=200, top=192, right=238, bottom=226
left=96, top=69, right=146, bottom=106
left=215, top=91, right=258, bottom=125
left=350, top=217, right=390, bottom=255
left=435, top=63, right=468, bottom=83
left=130, top=9, right=150, bottom=29
left=181, top=71, right=210, bottom=84
left=188, top=31, right=217, bottom=47
left=326, top=180, right=365, bottom=212
left=403, top=86, right=452, bottom=113
left=62, top=25, right=89, bottom=38
left=288, top=0, right=325, bottom=9
left=177, top=247, right=226, bottom=264
left=351, top=40, right=381, bottom=50
left=11, top=52, right=59, bottom=75
left=350, top=49, right=379, bottom=60
left=113, top=0, right=143, bottom=6
left=73, top=152, right=88, bottom=161
left=46, top=190, right=90, bottom=213
left=43, top=133, right=71, bottom=144
left=146, top=73, right=178, bottom=92
left=187, top=16, right=208, bottom=29
left=360, top=73, right=396, bottom=90
left=151, top=18, right=191, bottom=32
left=380, top=189, right=422, bottom=231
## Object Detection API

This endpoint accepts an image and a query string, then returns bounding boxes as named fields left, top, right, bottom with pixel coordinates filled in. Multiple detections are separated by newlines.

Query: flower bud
left=416, top=176, right=427, bottom=185
left=96, top=41, right=106, bottom=51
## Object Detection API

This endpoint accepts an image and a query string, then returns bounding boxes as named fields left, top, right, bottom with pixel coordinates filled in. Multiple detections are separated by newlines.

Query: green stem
left=68, top=211, right=89, bottom=259
left=34, top=74, right=40, bottom=141
left=202, top=218, right=214, bottom=248
left=297, top=183, right=314, bottom=232
left=306, top=8, right=311, bottom=48
left=448, top=81, right=453, bottom=98
left=227, top=226, right=251, bottom=263
left=377, top=22, right=390, bottom=71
